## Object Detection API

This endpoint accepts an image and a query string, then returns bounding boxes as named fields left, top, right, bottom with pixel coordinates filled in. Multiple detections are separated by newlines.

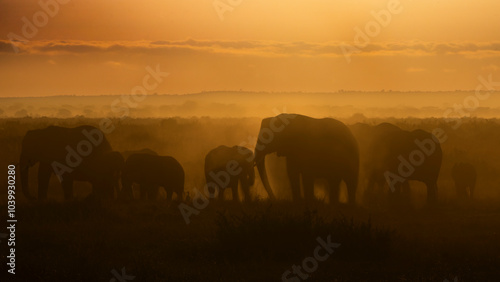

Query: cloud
left=105, top=61, right=122, bottom=67
left=1, top=39, right=499, bottom=59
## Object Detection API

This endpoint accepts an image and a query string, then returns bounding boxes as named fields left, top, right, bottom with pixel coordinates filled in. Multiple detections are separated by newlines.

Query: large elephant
left=121, top=154, right=184, bottom=201
left=358, top=123, right=442, bottom=204
left=254, top=114, right=359, bottom=205
left=204, top=145, right=255, bottom=202
left=19, top=125, right=124, bottom=200
left=452, top=162, right=476, bottom=200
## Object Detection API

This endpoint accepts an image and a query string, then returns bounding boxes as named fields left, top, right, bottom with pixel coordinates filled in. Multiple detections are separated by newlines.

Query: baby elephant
left=204, top=145, right=255, bottom=202
left=121, top=154, right=184, bottom=201
left=452, top=162, right=477, bottom=200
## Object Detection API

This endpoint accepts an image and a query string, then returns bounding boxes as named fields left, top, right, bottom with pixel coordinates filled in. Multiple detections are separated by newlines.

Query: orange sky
left=1, top=0, right=499, bottom=96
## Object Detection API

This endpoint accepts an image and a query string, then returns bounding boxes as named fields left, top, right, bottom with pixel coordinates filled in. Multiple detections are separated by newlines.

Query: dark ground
left=2, top=199, right=500, bottom=281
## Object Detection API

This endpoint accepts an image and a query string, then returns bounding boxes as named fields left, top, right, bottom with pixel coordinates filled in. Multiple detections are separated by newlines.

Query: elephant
left=204, top=145, right=255, bottom=202
left=121, top=148, right=158, bottom=160
left=120, top=148, right=158, bottom=199
left=121, top=154, right=184, bottom=201
left=254, top=114, right=359, bottom=205
left=356, top=123, right=442, bottom=205
left=19, top=125, right=124, bottom=200
left=452, top=162, right=476, bottom=200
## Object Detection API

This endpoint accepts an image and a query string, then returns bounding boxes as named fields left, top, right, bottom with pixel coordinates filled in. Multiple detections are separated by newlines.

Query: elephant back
left=21, top=125, right=112, bottom=165
left=205, top=145, right=253, bottom=173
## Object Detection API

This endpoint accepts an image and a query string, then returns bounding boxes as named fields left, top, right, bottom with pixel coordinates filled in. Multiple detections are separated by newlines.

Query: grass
left=2, top=199, right=500, bottom=281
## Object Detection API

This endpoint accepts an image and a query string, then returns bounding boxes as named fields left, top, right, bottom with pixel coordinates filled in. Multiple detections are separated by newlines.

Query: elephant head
left=93, top=151, right=125, bottom=199
left=254, top=115, right=294, bottom=200
left=204, top=145, right=256, bottom=202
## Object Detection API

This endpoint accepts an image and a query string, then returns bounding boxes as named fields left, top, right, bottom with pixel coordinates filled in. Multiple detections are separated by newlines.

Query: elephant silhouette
left=121, top=154, right=184, bottom=201
left=254, top=114, right=359, bottom=205
left=120, top=148, right=158, bottom=199
left=204, top=145, right=255, bottom=202
left=452, top=162, right=476, bottom=200
left=355, top=123, right=442, bottom=205
left=19, top=125, right=124, bottom=200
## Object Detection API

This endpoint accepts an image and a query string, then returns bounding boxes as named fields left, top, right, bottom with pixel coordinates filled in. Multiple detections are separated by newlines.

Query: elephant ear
left=274, top=121, right=299, bottom=157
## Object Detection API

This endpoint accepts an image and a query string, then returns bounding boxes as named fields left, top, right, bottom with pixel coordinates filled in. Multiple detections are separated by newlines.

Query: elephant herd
left=18, top=114, right=477, bottom=205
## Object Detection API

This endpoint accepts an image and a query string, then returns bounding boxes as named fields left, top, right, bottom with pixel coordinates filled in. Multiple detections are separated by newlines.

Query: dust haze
left=2, top=91, right=500, bottom=119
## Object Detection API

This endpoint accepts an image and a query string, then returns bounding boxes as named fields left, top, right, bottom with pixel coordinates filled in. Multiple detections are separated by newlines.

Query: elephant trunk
left=255, top=152, right=275, bottom=200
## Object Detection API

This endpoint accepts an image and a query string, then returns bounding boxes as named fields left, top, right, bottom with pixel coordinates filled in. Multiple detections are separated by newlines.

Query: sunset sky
left=1, top=0, right=499, bottom=97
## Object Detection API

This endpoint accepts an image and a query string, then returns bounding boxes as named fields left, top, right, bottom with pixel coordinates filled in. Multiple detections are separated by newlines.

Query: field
left=1, top=116, right=500, bottom=281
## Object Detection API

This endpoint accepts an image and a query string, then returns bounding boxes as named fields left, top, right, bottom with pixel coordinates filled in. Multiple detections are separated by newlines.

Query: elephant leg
left=140, top=184, right=155, bottom=200
left=426, top=181, right=438, bottom=204
left=392, top=181, right=401, bottom=195
left=231, top=182, right=240, bottom=202
left=286, top=158, right=301, bottom=202
left=364, top=176, right=376, bottom=205
left=461, top=184, right=467, bottom=199
left=388, top=181, right=402, bottom=204
left=455, top=182, right=465, bottom=199
left=148, top=185, right=158, bottom=200
left=166, top=188, right=173, bottom=201
left=328, top=177, right=341, bottom=205
left=401, top=181, right=411, bottom=203
left=139, top=184, right=149, bottom=200
left=37, top=162, right=52, bottom=200
left=302, top=174, right=314, bottom=204
left=113, top=172, right=121, bottom=199
left=218, top=186, right=225, bottom=201
left=240, top=177, right=251, bottom=202
left=61, top=179, right=74, bottom=200
left=121, top=180, right=133, bottom=200
left=176, top=188, right=184, bottom=201
left=344, top=175, right=357, bottom=206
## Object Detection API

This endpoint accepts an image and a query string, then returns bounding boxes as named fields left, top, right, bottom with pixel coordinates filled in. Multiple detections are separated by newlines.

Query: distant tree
left=57, top=108, right=72, bottom=118
left=14, top=109, right=28, bottom=117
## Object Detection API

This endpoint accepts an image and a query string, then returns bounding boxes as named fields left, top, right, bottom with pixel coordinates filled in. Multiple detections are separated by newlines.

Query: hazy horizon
left=2, top=90, right=500, bottom=119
